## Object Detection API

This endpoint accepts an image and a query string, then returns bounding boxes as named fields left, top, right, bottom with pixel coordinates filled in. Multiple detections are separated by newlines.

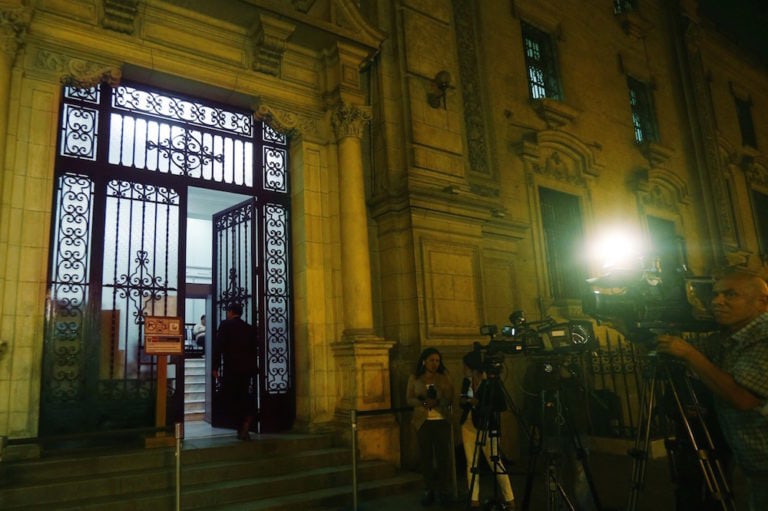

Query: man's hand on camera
left=656, top=334, right=695, bottom=360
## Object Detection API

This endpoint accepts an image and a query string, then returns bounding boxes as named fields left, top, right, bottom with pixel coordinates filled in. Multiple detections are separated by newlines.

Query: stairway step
left=0, top=433, right=422, bottom=511
left=3, top=459, right=396, bottom=510
left=184, top=392, right=205, bottom=401
left=201, top=472, right=423, bottom=511
left=184, top=383, right=206, bottom=394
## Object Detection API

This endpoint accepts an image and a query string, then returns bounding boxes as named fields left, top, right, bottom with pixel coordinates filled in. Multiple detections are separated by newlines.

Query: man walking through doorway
left=212, top=303, right=258, bottom=440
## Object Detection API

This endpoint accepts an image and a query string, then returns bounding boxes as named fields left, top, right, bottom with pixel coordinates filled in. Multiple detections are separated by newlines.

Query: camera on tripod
left=581, top=260, right=717, bottom=342
left=474, top=310, right=597, bottom=375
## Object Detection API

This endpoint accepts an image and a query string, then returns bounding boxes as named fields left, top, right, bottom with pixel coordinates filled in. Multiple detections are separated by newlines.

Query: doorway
left=41, top=81, right=295, bottom=438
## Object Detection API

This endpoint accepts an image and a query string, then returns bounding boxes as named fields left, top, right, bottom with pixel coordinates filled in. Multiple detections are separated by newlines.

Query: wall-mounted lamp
left=427, top=70, right=453, bottom=109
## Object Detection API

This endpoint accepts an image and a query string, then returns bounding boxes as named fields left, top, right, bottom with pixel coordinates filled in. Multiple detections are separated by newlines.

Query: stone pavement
left=353, top=450, right=748, bottom=511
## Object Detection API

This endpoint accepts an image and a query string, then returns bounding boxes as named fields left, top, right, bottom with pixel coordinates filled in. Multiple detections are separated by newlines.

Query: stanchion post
left=448, top=405, right=458, bottom=501
left=175, top=422, right=183, bottom=511
left=351, top=409, right=359, bottom=511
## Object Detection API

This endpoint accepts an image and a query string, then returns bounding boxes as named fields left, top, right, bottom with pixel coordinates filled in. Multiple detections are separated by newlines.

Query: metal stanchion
left=448, top=404, right=458, bottom=502
left=351, top=410, right=359, bottom=511
left=175, top=422, right=183, bottom=511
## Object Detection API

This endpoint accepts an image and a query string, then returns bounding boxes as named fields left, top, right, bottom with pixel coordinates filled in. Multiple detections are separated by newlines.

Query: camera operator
left=656, top=271, right=768, bottom=511
left=460, top=350, right=517, bottom=510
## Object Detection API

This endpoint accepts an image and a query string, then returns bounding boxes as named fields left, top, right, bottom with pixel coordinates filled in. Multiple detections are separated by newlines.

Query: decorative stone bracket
left=530, top=98, right=580, bottom=129
left=102, top=0, right=140, bottom=35
left=251, top=14, right=295, bottom=76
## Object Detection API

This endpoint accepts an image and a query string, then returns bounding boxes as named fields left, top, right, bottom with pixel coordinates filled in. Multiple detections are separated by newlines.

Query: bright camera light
left=589, top=227, right=645, bottom=271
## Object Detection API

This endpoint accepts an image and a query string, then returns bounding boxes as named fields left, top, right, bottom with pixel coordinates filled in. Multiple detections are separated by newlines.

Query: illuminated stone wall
left=0, top=0, right=766, bottom=470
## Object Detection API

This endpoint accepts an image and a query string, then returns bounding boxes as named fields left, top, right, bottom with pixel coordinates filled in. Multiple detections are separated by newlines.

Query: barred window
left=753, top=190, right=768, bottom=257
left=735, top=96, right=757, bottom=149
left=613, top=0, right=637, bottom=14
left=539, top=187, right=585, bottom=299
left=627, top=76, right=658, bottom=144
left=522, top=22, right=562, bottom=100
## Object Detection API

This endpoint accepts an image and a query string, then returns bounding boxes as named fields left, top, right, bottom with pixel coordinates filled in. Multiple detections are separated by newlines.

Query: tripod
left=520, top=360, right=602, bottom=511
left=465, top=373, right=520, bottom=511
left=627, top=353, right=735, bottom=511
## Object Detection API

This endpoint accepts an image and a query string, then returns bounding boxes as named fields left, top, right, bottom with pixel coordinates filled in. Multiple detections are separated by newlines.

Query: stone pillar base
left=331, top=336, right=399, bottom=465
left=334, top=409, right=401, bottom=466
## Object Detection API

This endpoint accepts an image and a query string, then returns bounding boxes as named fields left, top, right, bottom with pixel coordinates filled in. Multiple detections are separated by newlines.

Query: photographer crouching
left=656, top=272, right=768, bottom=511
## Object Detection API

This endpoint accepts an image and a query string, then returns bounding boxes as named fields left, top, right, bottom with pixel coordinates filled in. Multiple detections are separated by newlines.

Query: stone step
left=2, top=453, right=401, bottom=510
left=185, top=402, right=205, bottom=414
left=184, top=382, right=205, bottom=394
left=0, top=434, right=334, bottom=486
left=185, top=370, right=206, bottom=381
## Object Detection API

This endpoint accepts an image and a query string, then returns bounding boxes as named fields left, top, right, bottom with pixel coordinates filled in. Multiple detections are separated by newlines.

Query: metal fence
left=582, top=330, right=707, bottom=441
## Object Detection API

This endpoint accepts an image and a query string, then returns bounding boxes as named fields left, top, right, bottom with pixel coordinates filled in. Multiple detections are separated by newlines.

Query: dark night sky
left=698, top=0, right=768, bottom=66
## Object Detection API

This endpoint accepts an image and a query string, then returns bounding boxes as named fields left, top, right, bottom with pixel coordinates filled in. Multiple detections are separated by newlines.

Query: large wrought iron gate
left=41, top=81, right=294, bottom=438
left=209, top=197, right=294, bottom=432
left=42, top=175, right=183, bottom=435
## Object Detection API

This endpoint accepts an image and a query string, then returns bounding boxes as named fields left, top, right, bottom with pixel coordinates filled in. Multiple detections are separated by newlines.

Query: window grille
left=522, top=21, right=562, bottom=100
left=753, top=190, right=768, bottom=258
left=735, top=96, right=757, bottom=149
left=539, top=187, right=585, bottom=299
left=627, top=76, right=658, bottom=144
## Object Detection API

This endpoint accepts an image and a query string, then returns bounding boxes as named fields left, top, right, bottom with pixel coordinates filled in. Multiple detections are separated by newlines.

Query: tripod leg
left=544, top=459, right=576, bottom=511
left=627, top=366, right=658, bottom=511
left=521, top=424, right=541, bottom=511
left=665, top=368, right=735, bottom=511
left=467, top=422, right=488, bottom=507
left=564, top=420, right=602, bottom=511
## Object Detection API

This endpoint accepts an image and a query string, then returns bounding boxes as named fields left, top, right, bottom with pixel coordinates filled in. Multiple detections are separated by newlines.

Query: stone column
left=329, top=101, right=397, bottom=463
left=0, top=7, right=28, bottom=330
left=0, top=7, right=28, bottom=210
left=331, top=102, right=376, bottom=338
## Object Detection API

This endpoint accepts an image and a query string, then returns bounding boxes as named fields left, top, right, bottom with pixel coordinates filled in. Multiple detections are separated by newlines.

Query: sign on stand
left=144, top=316, right=184, bottom=355
left=144, top=316, right=183, bottom=447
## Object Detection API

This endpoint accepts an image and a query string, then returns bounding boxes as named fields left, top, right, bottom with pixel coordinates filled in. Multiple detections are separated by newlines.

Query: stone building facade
left=0, top=0, right=766, bottom=468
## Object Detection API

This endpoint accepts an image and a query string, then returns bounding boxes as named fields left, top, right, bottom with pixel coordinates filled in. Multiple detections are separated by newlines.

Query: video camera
left=582, top=263, right=717, bottom=342
left=473, top=310, right=596, bottom=375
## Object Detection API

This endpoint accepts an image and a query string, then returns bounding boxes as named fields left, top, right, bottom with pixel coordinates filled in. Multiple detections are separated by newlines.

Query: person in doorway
left=212, top=303, right=258, bottom=441
left=193, top=314, right=206, bottom=348
left=656, top=271, right=768, bottom=510
left=406, top=347, right=455, bottom=507
left=459, top=350, right=516, bottom=510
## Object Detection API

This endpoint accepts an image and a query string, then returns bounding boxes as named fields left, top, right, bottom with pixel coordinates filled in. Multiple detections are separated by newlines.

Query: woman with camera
left=406, top=347, right=455, bottom=507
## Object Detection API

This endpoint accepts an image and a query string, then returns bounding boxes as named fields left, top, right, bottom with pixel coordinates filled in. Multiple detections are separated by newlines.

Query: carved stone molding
left=33, top=49, right=122, bottom=87
left=639, top=140, right=674, bottom=168
left=517, top=130, right=602, bottom=186
left=290, top=0, right=317, bottom=13
left=330, top=102, right=371, bottom=141
left=614, top=9, right=653, bottom=39
left=1, top=8, right=31, bottom=63
left=452, top=0, right=490, bottom=175
left=253, top=98, right=321, bottom=141
left=630, top=166, right=690, bottom=214
left=744, top=161, right=768, bottom=189
left=251, top=14, right=295, bottom=76
left=530, top=98, right=580, bottom=129
left=101, top=0, right=140, bottom=35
